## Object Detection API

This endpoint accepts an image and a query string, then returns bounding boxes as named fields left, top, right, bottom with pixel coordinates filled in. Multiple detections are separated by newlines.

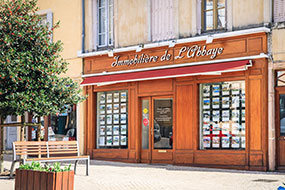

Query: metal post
left=0, top=117, right=4, bottom=173
left=20, top=115, right=25, bottom=141
left=37, top=117, right=41, bottom=142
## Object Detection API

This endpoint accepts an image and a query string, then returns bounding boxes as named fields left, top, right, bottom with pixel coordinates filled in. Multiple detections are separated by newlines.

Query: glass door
left=140, top=97, right=152, bottom=163
left=140, top=97, right=173, bottom=163
left=153, top=98, right=173, bottom=150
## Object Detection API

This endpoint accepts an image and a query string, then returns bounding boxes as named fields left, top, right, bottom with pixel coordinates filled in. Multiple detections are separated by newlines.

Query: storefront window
left=49, top=105, right=77, bottom=141
left=31, top=105, right=77, bottom=141
left=96, top=90, right=128, bottom=149
left=200, top=81, right=245, bottom=150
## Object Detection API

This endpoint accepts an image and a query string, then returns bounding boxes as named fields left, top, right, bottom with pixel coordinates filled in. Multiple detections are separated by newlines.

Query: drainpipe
left=268, top=31, right=275, bottom=171
left=267, top=0, right=275, bottom=171
left=82, top=0, right=85, bottom=53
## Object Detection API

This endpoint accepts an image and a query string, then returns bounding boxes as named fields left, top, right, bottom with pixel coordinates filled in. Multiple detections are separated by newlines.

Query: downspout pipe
left=82, top=0, right=85, bottom=53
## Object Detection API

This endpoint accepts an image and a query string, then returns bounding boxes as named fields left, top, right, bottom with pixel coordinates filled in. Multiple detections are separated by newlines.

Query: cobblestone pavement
left=1, top=159, right=285, bottom=190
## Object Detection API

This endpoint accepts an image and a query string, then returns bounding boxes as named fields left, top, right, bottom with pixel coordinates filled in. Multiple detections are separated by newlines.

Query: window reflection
left=153, top=99, right=173, bottom=149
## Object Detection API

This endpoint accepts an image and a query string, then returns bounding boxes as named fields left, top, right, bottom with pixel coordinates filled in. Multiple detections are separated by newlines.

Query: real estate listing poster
left=212, top=85, right=220, bottom=96
left=203, top=137, right=211, bottom=148
left=212, top=137, right=220, bottom=148
left=222, top=137, right=230, bottom=148
left=231, top=137, right=240, bottom=148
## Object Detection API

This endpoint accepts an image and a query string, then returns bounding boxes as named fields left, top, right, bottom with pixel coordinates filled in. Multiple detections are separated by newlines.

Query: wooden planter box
left=15, top=169, right=74, bottom=190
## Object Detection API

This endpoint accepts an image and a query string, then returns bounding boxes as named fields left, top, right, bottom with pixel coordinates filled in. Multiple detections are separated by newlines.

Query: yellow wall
left=272, top=29, right=285, bottom=62
left=37, top=0, right=82, bottom=61
left=116, top=0, right=148, bottom=47
left=233, top=0, right=264, bottom=28
left=37, top=0, right=85, bottom=154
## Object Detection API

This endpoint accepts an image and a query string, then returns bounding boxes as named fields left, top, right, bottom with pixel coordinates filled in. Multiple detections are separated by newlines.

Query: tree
left=0, top=0, right=85, bottom=119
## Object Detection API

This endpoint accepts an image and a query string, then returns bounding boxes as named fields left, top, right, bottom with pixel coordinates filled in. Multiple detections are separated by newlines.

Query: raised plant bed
left=14, top=162, right=74, bottom=190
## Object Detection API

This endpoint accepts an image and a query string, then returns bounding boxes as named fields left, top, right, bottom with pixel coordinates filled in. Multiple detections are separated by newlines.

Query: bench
left=10, top=141, right=89, bottom=178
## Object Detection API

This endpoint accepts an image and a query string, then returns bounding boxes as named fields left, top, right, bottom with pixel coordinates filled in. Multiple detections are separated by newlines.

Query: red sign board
left=143, top=118, right=149, bottom=127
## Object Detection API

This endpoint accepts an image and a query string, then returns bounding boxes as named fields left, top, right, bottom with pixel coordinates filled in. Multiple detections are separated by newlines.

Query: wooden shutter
left=274, top=0, right=285, bottom=22
left=151, top=0, right=175, bottom=42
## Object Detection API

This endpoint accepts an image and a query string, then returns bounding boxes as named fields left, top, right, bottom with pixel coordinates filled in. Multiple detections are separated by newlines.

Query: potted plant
left=15, top=162, right=74, bottom=190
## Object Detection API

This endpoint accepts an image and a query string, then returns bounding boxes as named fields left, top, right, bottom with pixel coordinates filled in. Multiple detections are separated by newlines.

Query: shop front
left=82, top=31, right=269, bottom=170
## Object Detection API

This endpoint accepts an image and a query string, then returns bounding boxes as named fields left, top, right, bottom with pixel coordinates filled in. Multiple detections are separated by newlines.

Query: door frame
left=139, top=95, right=174, bottom=163
left=275, top=86, right=285, bottom=169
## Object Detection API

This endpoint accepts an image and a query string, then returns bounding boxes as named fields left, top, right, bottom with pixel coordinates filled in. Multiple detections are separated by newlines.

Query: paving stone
left=0, top=160, right=285, bottom=190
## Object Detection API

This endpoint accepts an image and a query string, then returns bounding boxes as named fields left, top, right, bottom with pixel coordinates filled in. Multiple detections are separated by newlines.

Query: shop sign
left=111, top=45, right=224, bottom=68
left=143, top=118, right=149, bottom=127
left=143, top=108, right=148, bottom=114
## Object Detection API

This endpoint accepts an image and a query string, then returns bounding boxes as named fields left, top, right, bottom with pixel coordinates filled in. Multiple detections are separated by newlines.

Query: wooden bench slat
left=16, top=153, right=48, bottom=156
left=48, top=145, right=78, bottom=148
left=48, top=148, right=78, bottom=151
left=15, top=148, right=48, bottom=151
left=16, top=152, right=48, bottom=155
left=15, top=145, right=46, bottom=149
left=14, top=142, right=47, bottom=145
left=49, top=151, right=78, bottom=154
left=48, top=141, right=77, bottom=144
left=26, top=156, right=89, bottom=161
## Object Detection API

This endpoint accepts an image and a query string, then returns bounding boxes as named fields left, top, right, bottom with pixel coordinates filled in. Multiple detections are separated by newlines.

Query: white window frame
left=97, top=0, right=114, bottom=48
left=201, top=0, right=227, bottom=32
left=37, top=9, right=53, bottom=42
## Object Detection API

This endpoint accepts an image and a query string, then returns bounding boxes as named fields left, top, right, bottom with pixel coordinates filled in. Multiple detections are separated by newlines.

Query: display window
left=30, top=105, right=77, bottom=141
left=96, top=90, right=128, bottom=149
left=49, top=105, right=77, bottom=141
left=200, top=81, right=246, bottom=150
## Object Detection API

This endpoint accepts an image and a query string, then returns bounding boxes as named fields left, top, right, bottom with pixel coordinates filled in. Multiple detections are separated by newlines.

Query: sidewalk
left=1, top=159, right=285, bottom=190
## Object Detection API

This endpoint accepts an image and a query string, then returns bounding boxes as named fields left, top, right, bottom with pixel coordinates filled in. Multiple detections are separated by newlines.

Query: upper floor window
left=151, top=0, right=175, bottom=42
left=274, top=0, right=285, bottom=22
left=37, top=10, right=53, bottom=41
left=202, top=0, right=226, bottom=31
left=98, top=0, right=114, bottom=47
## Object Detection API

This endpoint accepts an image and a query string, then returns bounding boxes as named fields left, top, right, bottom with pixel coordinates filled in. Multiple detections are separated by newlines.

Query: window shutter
left=151, top=0, right=175, bottom=42
left=274, top=0, right=285, bottom=22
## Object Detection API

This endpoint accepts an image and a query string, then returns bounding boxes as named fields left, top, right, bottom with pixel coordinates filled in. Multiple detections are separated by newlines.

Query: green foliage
left=19, top=161, right=72, bottom=172
left=0, top=0, right=86, bottom=118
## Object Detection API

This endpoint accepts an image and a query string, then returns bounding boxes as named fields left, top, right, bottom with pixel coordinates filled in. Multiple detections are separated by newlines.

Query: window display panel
left=96, top=90, right=128, bottom=149
left=200, top=81, right=245, bottom=150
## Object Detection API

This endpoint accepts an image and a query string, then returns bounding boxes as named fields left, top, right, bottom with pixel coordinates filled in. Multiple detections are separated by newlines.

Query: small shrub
left=19, top=161, right=71, bottom=172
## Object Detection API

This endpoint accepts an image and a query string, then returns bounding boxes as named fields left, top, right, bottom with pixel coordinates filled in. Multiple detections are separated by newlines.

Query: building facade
left=79, top=0, right=275, bottom=171
left=271, top=0, right=285, bottom=171
left=29, top=0, right=285, bottom=171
